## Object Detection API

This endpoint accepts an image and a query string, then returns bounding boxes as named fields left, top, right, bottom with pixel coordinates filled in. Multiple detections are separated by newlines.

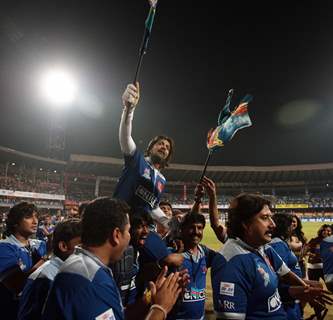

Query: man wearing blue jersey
left=270, top=213, right=303, bottom=320
left=43, top=198, right=131, bottom=320
left=211, top=193, right=330, bottom=320
left=169, top=212, right=216, bottom=320
left=0, top=202, right=47, bottom=320
left=114, top=82, right=174, bottom=228
left=320, top=234, right=333, bottom=292
left=18, top=219, right=81, bottom=320
left=43, top=197, right=182, bottom=320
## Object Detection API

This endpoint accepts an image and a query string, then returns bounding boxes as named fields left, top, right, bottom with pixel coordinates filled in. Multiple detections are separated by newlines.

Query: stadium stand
left=0, top=145, right=333, bottom=221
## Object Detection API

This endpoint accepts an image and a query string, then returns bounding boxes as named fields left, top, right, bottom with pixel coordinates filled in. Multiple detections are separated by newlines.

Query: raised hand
left=122, top=82, right=140, bottom=109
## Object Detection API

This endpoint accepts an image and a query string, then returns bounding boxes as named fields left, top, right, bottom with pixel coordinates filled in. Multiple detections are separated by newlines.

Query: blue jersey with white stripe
left=212, top=238, right=289, bottom=320
left=113, top=150, right=166, bottom=212
left=269, top=238, right=302, bottom=320
left=169, top=245, right=216, bottom=320
left=269, top=238, right=302, bottom=278
left=42, top=247, right=124, bottom=320
left=320, top=235, right=333, bottom=283
left=18, top=256, right=63, bottom=320
left=0, top=235, right=46, bottom=273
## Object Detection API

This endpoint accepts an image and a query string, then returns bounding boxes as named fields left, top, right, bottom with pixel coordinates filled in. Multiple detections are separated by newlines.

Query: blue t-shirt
left=211, top=238, right=290, bottom=320
left=0, top=235, right=46, bottom=320
left=113, top=150, right=166, bottom=213
left=0, top=235, right=46, bottom=274
left=269, top=238, right=302, bottom=320
left=18, top=256, right=63, bottom=320
left=320, top=235, right=333, bottom=284
left=169, top=244, right=216, bottom=320
left=42, top=247, right=124, bottom=320
left=269, top=238, right=302, bottom=278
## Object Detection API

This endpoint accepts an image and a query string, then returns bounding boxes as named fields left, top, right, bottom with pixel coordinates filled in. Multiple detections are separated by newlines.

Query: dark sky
left=1, top=1, right=333, bottom=166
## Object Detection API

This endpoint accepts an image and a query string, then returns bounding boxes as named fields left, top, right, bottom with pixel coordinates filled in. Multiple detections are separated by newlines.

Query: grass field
left=201, top=221, right=333, bottom=319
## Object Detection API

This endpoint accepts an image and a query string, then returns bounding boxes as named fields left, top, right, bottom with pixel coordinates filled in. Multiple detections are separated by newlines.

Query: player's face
left=159, top=204, right=173, bottom=218
left=132, top=221, right=150, bottom=247
left=182, top=222, right=204, bottom=248
left=17, top=211, right=39, bottom=236
left=243, top=205, right=276, bottom=248
left=150, top=139, right=171, bottom=160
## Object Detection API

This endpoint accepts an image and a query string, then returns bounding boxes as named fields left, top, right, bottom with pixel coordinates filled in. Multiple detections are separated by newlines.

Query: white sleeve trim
left=277, top=261, right=290, bottom=277
left=119, top=107, right=136, bottom=156
left=151, top=207, right=170, bottom=228
left=214, top=311, right=246, bottom=319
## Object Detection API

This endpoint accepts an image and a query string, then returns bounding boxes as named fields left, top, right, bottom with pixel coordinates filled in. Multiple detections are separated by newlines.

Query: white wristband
left=149, top=304, right=167, bottom=320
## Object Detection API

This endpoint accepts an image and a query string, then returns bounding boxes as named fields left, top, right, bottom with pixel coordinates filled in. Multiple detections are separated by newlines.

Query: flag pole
left=133, top=1, right=158, bottom=84
left=199, top=150, right=213, bottom=183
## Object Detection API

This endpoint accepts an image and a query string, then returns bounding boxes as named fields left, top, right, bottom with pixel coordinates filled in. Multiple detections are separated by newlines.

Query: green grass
left=201, top=221, right=333, bottom=319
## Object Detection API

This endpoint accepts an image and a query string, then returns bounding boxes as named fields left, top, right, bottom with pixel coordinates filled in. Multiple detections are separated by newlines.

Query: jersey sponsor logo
left=267, top=289, right=282, bottom=313
left=223, top=300, right=235, bottom=311
left=135, top=185, right=158, bottom=208
left=183, top=287, right=206, bottom=302
left=142, top=168, right=151, bottom=180
left=257, top=264, right=270, bottom=287
left=95, top=307, right=116, bottom=320
left=220, top=282, right=235, bottom=297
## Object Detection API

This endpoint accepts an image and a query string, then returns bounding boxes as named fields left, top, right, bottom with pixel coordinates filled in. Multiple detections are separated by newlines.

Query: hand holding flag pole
left=194, top=90, right=253, bottom=203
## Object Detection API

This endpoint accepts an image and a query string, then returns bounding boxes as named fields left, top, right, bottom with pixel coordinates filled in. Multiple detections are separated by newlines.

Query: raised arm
left=119, top=83, right=140, bottom=156
left=201, top=176, right=227, bottom=243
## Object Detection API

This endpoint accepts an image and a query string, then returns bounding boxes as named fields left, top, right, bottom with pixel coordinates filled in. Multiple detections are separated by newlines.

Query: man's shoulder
left=219, top=239, right=253, bottom=262
left=0, top=239, right=20, bottom=255
left=29, top=258, right=62, bottom=281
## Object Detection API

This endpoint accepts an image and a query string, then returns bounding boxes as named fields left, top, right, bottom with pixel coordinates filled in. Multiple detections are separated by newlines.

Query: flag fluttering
left=207, top=94, right=253, bottom=151
left=196, top=90, right=253, bottom=184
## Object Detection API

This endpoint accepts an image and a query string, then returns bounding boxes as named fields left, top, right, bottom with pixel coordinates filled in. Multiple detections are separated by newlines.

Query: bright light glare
left=40, top=69, right=78, bottom=106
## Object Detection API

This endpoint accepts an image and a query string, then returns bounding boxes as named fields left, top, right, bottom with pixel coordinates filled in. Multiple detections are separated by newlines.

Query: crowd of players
left=1, top=81, right=333, bottom=320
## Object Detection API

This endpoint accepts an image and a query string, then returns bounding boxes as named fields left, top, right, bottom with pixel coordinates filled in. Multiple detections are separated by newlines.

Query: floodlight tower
left=39, top=68, right=78, bottom=160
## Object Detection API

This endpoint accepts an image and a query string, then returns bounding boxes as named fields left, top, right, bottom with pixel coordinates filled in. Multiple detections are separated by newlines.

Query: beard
left=150, top=154, right=167, bottom=168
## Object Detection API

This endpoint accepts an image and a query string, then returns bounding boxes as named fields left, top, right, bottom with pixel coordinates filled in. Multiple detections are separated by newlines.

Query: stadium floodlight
left=39, top=68, right=78, bottom=107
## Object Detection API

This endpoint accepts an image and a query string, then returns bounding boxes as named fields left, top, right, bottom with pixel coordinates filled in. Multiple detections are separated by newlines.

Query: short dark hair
left=180, top=212, right=206, bottom=230
left=129, top=209, right=153, bottom=230
left=145, top=135, right=175, bottom=168
left=5, top=202, right=38, bottom=236
left=272, top=212, right=293, bottom=240
left=81, top=197, right=130, bottom=247
left=227, top=193, right=271, bottom=239
left=52, top=219, right=82, bottom=259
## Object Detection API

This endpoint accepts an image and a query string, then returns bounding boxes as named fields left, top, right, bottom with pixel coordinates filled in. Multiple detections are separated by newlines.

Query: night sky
left=1, top=1, right=333, bottom=166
